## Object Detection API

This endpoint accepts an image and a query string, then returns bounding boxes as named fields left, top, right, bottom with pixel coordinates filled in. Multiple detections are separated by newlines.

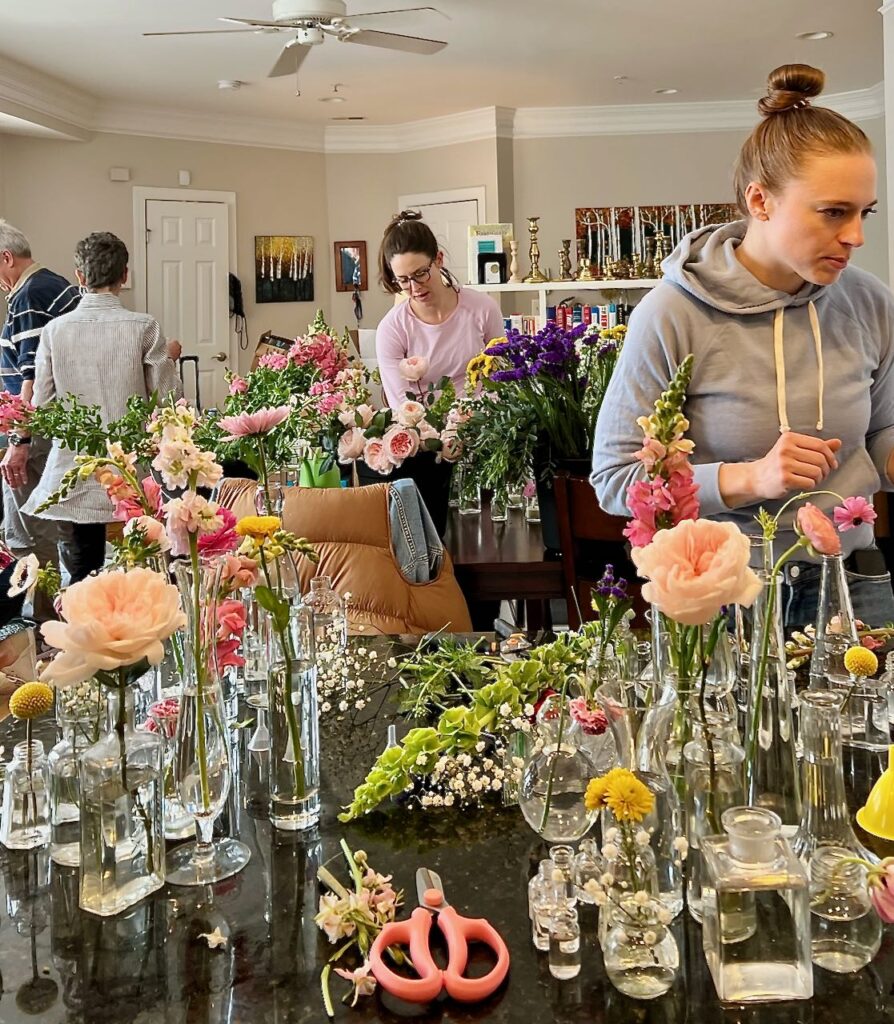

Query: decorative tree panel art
left=255, top=235, right=314, bottom=303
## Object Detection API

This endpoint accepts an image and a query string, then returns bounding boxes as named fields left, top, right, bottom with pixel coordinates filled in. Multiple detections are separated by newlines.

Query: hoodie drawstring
left=772, top=301, right=824, bottom=434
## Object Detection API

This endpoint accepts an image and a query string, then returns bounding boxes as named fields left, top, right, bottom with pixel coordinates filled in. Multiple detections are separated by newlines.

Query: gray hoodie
left=591, top=220, right=894, bottom=557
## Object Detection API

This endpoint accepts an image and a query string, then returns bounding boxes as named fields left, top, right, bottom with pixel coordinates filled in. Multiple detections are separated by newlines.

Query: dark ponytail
left=378, top=210, right=440, bottom=294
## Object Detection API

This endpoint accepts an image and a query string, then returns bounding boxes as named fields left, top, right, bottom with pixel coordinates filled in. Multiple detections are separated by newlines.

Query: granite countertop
left=2, top=638, right=894, bottom=1023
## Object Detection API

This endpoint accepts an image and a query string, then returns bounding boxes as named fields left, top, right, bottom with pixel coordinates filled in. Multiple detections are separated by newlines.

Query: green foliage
left=28, top=393, right=158, bottom=458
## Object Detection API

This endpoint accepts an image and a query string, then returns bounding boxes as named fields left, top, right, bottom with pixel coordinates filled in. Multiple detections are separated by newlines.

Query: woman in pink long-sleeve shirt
left=375, top=211, right=504, bottom=407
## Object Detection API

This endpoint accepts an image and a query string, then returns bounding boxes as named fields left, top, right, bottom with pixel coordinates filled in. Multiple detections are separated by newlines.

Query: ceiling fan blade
left=220, top=17, right=285, bottom=28
left=340, top=29, right=446, bottom=54
left=268, top=41, right=313, bottom=78
left=344, top=7, right=448, bottom=19
left=143, top=28, right=262, bottom=36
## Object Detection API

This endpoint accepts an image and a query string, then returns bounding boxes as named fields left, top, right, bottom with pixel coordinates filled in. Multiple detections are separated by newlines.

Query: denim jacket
left=389, top=479, right=443, bottom=583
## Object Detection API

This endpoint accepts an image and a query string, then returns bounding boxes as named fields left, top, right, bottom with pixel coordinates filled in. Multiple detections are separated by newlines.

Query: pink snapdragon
left=228, top=375, right=248, bottom=395
left=834, top=496, right=877, bottom=533
left=219, top=552, right=259, bottom=589
left=258, top=352, right=288, bottom=371
left=0, top=391, right=33, bottom=433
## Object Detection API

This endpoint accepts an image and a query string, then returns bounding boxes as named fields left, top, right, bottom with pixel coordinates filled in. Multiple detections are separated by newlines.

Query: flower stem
left=189, top=536, right=212, bottom=814
left=538, top=676, right=570, bottom=834
left=697, top=619, right=722, bottom=836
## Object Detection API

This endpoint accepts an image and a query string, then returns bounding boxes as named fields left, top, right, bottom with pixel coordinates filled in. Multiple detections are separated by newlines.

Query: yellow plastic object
left=857, top=745, right=894, bottom=840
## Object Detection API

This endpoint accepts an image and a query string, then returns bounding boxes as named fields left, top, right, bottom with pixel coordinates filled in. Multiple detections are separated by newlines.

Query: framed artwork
left=255, top=235, right=314, bottom=303
left=334, top=240, right=368, bottom=292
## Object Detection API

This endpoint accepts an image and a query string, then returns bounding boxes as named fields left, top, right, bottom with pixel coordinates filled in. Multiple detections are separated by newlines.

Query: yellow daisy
left=604, top=770, right=655, bottom=823
left=10, top=682, right=54, bottom=720
left=235, top=515, right=281, bottom=541
left=844, top=645, right=879, bottom=679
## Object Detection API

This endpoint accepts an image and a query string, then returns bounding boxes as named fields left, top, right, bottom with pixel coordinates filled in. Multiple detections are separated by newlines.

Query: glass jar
left=0, top=741, right=50, bottom=851
left=524, top=492, right=541, bottom=524
left=548, top=906, right=581, bottom=979
left=458, top=473, right=481, bottom=516
left=79, top=686, right=165, bottom=916
left=304, top=575, right=347, bottom=652
left=490, top=488, right=509, bottom=523
left=573, top=838, right=603, bottom=903
left=603, top=900, right=679, bottom=1000
left=49, top=711, right=103, bottom=866
left=810, top=845, right=881, bottom=973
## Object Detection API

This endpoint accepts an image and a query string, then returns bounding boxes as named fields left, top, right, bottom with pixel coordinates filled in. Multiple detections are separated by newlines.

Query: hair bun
left=388, top=209, right=423, bottom=229
left=758, top=63, right=825, bottom=116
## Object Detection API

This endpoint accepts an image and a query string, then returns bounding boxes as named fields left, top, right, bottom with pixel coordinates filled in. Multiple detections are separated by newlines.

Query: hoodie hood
left=662, top=220, right=827, bottom=314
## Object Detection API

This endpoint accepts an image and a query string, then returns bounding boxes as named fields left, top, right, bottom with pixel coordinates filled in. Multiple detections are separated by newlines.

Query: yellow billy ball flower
left=10, top=682, right=54, bottom=720
left=603, top=769, right=655, bottom=823
left=844, top=645, right=879, bottom=679
left=235, top=515, right=281, bottom=541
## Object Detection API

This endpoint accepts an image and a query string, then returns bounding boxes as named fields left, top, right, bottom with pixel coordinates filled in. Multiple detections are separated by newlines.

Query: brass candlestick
left=557, top=239, right=574, bottom=281
left=523, top=216, right=549, bottom=284
left=575, top=239, right=595, bottom=282
left=653, top=232, right=669, bottom=278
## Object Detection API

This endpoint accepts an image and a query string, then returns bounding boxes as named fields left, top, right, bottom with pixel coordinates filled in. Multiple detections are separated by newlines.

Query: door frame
left=397, top=185, right=488, bottom=222
left=131, top=186, right=238, bottom=314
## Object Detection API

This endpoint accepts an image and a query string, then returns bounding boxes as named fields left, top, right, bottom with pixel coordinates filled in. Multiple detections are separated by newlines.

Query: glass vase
left=792, top=689, right=876, bottom=864
left=458, top=471, right=481, bottom=516
left=603, top=901, right=680, bottom=1000
left=490, top=488, right=509, bottom=523
left=595, top=678, right=684, bottom=918
left=518, top=693, right=598, bottom=843
left=745, top=572, right=801, bottom=831
left=49, top=699, right=104, bottom=866
left=79, top=686, right=165, bottom=916
left=683, top=738, right=745, bottom=923
left=146, top=697, right=194, bottom=841
left=809, top=845, right=881, bottom=973
left=809, top=554, right=859, bottom=689
left=1, top=741, right=50, bottom=851
left=268, top=601, right=321, bottom=830
left=167, top=558, right=251, bottom=885
left=304, top=574, right=348, bottom=652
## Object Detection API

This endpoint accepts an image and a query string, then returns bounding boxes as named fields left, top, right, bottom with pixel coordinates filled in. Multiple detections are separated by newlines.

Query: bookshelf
left=465, top=279, right=660, bottom=322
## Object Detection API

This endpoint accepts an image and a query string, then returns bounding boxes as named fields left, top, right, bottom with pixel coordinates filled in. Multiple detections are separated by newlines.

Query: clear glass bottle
left=573, top=838, right=603, bottom=903
left=701, top=806, right=812, bottom=1003
left=603, top=900, right=679, bottom=1000
left=683, top=737, right=745, bottom=923
left=792, top=690, right=876, bottom=864
left=267, top=602, right=320, bottom=831
left=809, top=554, right=859, bottom=689
left=507, top=486, right=524, bottom=510
left=809, top=845, right=881, bottom=973
left=304, top=575, right=347, bottom=652
left=524, top=491, right=541, bottom=524
left=529, top=873, right=558, bottom=951
left=595, top=678, right=684, bottom=918
left=548, top=844, right=577, bottom=904
left=79, top=686, right=165, bottom=915
left=548, top=906, right=581, bottom=979
left=49, top=707, right=103, bottom=866
left=458, top=474, right=481, bottom=516
left=0, top=741, right=50, bottom=850
left=598, top=842, right=659, bottom=950
left=745, top=572, right=802, bottom=831
left=490, top=487, right=509, bottom=523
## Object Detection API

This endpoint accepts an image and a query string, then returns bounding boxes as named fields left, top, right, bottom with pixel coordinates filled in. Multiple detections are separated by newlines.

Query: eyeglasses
left=393, top=260, right=435, bottom=290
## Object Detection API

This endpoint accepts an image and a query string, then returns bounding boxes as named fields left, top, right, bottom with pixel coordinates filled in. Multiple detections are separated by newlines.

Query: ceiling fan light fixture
left=218, top=79, right=244, bottom=90
left=796, top=30, right=834, bottom=40
left=654, top=88, right=678, bottom=95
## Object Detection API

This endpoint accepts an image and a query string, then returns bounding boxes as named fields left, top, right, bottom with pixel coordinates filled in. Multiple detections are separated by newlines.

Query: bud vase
left=268, top=601, right=321, bottom=830
left=809, top=554, right=859, bottom=689
left=79, top=686, right=165, bottom=916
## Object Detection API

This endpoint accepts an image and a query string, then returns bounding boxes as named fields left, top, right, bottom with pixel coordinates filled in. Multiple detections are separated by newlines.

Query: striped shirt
left=22, top=292, right=182, bottom=523
left=1, top=264, right=80, bottom=395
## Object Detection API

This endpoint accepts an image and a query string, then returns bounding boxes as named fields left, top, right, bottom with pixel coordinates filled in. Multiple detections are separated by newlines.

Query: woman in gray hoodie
left=592, top=63, right=894, bottom=629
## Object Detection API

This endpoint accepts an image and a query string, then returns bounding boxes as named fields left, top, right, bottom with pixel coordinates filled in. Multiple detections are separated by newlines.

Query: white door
left=145, top=200, right=230, bottom=410
left=398, top=191, right=485, bottom=286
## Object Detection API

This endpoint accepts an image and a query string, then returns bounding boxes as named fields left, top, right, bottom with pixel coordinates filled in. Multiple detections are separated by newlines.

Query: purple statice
left=595, top=564, right=629, bottom=600
left=488, top=323, right=587, bottom=382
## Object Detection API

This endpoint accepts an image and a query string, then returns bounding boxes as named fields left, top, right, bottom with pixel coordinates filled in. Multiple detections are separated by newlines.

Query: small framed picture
left=334, top=240, right=368, bottom=292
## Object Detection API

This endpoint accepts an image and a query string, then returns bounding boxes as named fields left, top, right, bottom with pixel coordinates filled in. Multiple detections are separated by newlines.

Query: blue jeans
left=781, top=560, right=894, bottom=632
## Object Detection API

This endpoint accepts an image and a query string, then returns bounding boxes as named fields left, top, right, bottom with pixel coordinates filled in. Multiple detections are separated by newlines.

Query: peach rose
left=632, top=518, right=762, bottom=626
left=396, top=400, right=425, bottom=428
left=796, top=502, right=842, bottom=556
left=418, top=419, right=439, bottom=442
left=398, top=355, right=429, bottom=382
left=383, top=425, right=420, bottom=464
left=40, top=567, right=186, bottom=686
left=337, top=427, right=366, bottom=462
left=364, top=437, right=395, bottom=475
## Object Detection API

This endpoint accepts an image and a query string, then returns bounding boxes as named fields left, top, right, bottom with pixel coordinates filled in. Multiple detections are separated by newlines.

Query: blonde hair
left=733, top=64, right=871, bottom=216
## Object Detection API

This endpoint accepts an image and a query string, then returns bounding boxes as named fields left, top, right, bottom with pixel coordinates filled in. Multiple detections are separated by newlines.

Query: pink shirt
left=375, top=287, right=505, bottom=406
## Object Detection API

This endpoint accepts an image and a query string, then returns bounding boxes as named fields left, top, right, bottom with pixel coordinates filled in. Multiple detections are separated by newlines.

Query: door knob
left=212, top=352, right=228, bottom=362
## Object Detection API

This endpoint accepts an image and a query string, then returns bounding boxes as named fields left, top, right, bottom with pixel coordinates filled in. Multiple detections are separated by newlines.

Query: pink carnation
left=569, top=697, right=608, bottom=735
left=198, top=506, right=239, bottom=555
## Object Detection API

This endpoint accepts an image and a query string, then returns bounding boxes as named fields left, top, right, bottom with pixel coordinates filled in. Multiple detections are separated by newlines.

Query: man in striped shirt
left=0, top=220, right=79, bottom=618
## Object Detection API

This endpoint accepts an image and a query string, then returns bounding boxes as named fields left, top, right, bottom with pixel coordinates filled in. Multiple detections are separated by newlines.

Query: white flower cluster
left=316, top=630, right=384, bottom=716
left=414, top=742, right=507, bottom=810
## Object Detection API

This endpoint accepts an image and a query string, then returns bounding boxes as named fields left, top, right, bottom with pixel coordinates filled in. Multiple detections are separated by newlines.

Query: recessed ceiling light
left=218, top=80, right=243, bottom=91
left=613, top=75, right=628, bottom=83
left=796, top=30, right=834, bottom=40
left=654, top=88, right=678, bottom=95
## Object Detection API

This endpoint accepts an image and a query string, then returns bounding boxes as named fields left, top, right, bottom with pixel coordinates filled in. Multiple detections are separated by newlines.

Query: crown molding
left=514, top=81, right=885, bottom=140
left=879, top=0, right=894, bottom=15
left=93, top=101, right=325, bottom=153
left=324, top=105, right=513, bottom=154
left=0, top=55, right=95, bottom=140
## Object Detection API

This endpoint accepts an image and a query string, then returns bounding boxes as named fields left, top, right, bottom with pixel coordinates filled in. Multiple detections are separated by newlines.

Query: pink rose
left=796, top=502, right=842, bottom=556
left=396, top=400, right=425, bottom=428
left=228, top=376, right=248, bottom=395
left=439, top=432, right=463, bottom=463
left=382, top=425, right=419, bottom=465
left=417, top=419, right=439, bottom=442
left=632, top=518, right=762, bottom=626
left=363, top=438, right=395, bottom=475
left=337, top=427, right=366, bottom=463
left=40, top=567, right=186, bottom=686
left=123, top=515, right=171, bottom=552
left=398, top=355, right=429, bottom=382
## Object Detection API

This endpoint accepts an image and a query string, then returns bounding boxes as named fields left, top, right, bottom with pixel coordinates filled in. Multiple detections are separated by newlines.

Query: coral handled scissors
left=369, top=867, right=510, bottom=1003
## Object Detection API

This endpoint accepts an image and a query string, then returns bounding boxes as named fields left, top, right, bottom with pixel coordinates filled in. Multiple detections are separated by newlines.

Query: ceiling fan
left=144, top=0, right=448, bottom=79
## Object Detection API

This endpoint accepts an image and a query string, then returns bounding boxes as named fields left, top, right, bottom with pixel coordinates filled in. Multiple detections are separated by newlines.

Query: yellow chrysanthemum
left=235, top=515, right=281, bottom=541
left=604, top=770, right=655, bottom=823
left=10, top=682, right=54, bottom=720
left=584, top=767, right=630, bottom=813
left=844, top=645, right=879, bottom=679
